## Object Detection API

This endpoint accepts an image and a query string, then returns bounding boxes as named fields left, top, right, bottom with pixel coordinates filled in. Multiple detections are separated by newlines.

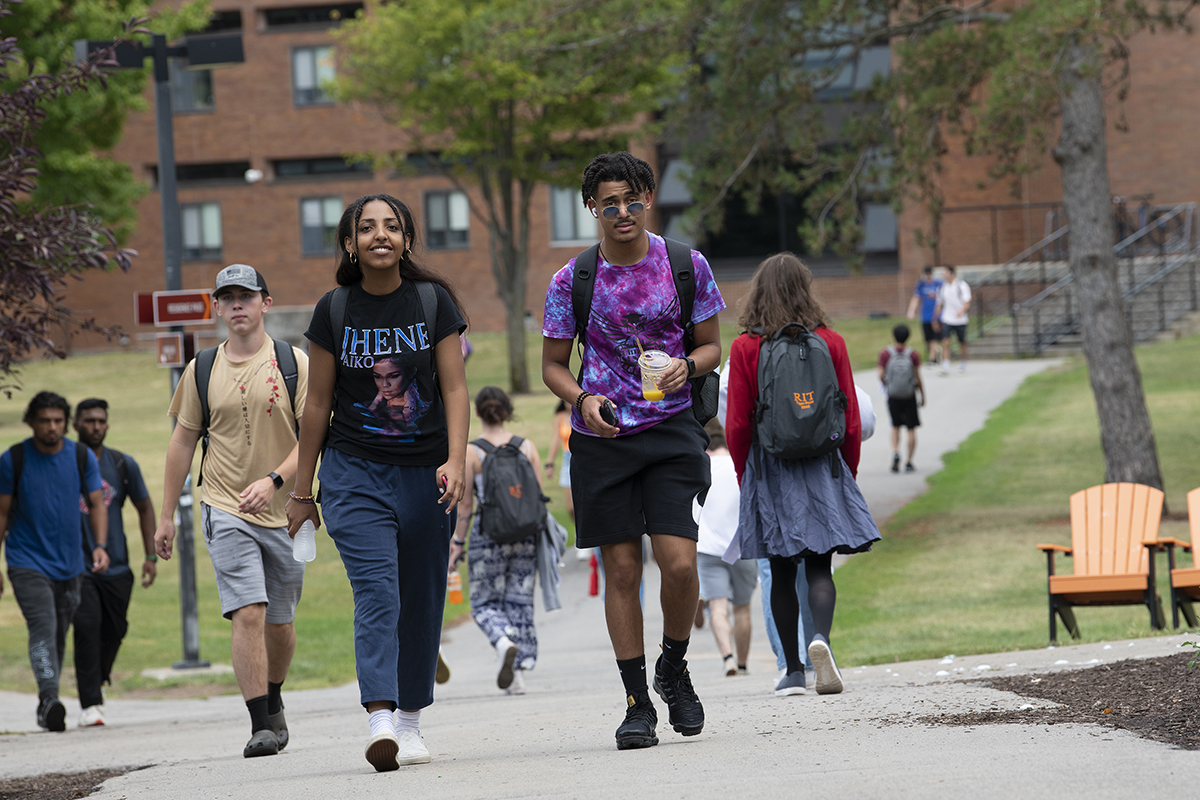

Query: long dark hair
left=334, top=193, right=469, bottom=324
left=737, top=252, right=828, bottom=337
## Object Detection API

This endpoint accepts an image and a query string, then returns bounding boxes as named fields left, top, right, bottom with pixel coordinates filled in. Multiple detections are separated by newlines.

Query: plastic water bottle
left=447, top=571, right=463, bottom=604
left=292, top=520, right=317, bottom=562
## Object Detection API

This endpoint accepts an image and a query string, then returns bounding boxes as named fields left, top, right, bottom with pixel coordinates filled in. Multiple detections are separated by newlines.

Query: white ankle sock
left=369, top=709, right=395, bottom=738
left=395, top=709, right=421, bottom=734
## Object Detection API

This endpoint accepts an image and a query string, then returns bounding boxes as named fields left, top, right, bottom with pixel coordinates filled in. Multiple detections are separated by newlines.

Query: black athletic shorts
left=941, top=323, right=967, bottom=343
left=569, top=411, right=711, bottom=549
left=887, top=396, right=921, bottom=429
left=922, top=322, right=938, bottom=343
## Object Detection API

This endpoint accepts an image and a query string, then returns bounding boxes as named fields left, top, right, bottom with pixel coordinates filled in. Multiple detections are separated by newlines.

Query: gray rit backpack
left=471, top=436, right=549, bottom=544
left=753, top=323, right=848, bottom=476
left=883, top=346, right=917, bottom=400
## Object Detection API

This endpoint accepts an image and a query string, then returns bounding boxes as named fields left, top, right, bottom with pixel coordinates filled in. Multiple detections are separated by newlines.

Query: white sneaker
left=723, top=655, right=737, bottom=677
left=495, top=636, right=518, bottom=690
left=940, top=359, right=951, bottom=374
left=808, top=635, right=844, bottom=695
left=79, top=705, right=106, bottom=727
left=365, top=731, right=399, bottom=772
left=506, top=669, right=526, bottom=695
left=576, top=546, right=593, bottom=562
left=396, top=730, right=431, bottom=765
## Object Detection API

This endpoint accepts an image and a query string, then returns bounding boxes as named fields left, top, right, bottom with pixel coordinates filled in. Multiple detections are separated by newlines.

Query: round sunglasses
left=590, top=200, right=647, bottom=220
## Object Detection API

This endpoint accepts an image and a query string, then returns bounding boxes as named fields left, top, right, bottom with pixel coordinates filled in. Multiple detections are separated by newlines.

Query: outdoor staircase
left=966, top=203, right=1200, bottom=358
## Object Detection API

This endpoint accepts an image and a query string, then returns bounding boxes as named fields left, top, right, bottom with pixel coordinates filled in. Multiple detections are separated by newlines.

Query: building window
left=275, top=157, right=371, bottom=179
left=181, top=203, right=222, bottom=261
left=426, top=190, right=469, bottom=249
left=169, top=62, right=214, bottom=112
left=550, top=186, right=596, bottom=244
left=293, top=46, right=335, bottom=106
left=265, top=4, right=362, bottom=28
left=301, top=197, right=342, bottom=255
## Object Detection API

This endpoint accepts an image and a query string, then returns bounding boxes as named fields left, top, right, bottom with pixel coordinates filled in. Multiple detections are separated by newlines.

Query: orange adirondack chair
left=1153, top=488, right=1200, bottom=629
left=1036, top=483, right=1166, bottom=643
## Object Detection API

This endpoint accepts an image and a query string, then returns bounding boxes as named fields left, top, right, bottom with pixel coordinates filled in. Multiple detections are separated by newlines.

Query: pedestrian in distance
left=71, top=398, right=158, bottom=728
left=906, top=265, right=944, bottom=364
left=154, top=264, right=309, bottom=759
left=0, top=391, right=108, bottom=732
left=286, top=193, right=469, bottom=773
left=695, top=418, right=757, bottom=677
left=451, top=386, right=546, bottom=696
left=933, top=265, right=972, bottom=373
left=878, top=325, right=925, bottom=474
left=542, top=151, right=725, bottom=751
left=724, top=253, right=880, bottom=697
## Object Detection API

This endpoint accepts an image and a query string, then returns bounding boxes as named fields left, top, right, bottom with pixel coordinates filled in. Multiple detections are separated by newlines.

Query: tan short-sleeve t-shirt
left=169, top=337, right=308, bottom=528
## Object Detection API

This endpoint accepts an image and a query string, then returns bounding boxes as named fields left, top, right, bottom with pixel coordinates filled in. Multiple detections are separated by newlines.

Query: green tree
left=1, top=0, right=209, bottom=239
left=674, top=0, right=1196, bottom=492
left=335, top=0, right=686, bottom=393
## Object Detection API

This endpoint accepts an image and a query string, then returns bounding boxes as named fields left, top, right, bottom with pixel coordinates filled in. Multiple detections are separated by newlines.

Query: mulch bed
left=0, top=769, right=127, bottom=800
left=930, top=651, right=1200, bottom=749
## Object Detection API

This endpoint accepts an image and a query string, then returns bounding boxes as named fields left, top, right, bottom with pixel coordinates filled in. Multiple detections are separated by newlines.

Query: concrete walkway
left=3, top=358, right=1199, bottom=799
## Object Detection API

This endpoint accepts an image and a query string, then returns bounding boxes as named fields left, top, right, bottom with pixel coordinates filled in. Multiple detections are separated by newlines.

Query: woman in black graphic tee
left=287, top=194, right=468, bottom=773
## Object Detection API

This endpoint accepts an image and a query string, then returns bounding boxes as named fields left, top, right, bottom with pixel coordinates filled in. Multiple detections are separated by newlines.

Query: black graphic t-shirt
left=306, top=280, right=466, bottom=466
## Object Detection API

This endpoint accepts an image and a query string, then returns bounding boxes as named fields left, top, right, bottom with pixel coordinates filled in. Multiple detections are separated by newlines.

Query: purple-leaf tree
left=0, top=0, right=139, bottom=394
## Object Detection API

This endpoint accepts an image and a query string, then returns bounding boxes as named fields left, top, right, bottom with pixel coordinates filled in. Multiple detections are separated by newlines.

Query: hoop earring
left=349, top=251, right=358, bottom=264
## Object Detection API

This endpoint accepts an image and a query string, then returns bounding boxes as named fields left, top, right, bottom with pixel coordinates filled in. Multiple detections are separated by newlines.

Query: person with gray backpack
left=450, top=387, right=548, bottom=696
left=878, top=324, right=925, bottom=473
left=724, top=253, right=880, bottom=699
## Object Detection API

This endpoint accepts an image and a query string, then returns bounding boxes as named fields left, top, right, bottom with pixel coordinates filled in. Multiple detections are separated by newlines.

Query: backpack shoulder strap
left=272, top=339, right=300, bottom=433
left=328, top=285, right=351, bottom=358
left=8, top=443, right=23, bottom=508
left=415, top=281, right=441, bottom=375
left=193, top=345, right=220, bottom=488
left=76, top=442, right=93, bottom=508
left=571, top=244, right=601, bottom=382
left=507, top=435, right=526, bottom=453
left=471, top=437, right=497, bottom=456
left=666, top=238, right=696, bottom=345
left=110, top=449, right=131, bottom=496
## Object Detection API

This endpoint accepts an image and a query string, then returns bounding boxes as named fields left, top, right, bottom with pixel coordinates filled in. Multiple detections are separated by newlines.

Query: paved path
left=4, top=358, right=1199, bottom=799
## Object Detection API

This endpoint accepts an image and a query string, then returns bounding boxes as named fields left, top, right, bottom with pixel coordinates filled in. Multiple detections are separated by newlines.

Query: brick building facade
left=62, top=2, right=1199, bottom=351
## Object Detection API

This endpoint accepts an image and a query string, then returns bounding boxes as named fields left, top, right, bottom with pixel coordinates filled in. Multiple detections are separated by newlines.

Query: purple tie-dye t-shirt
left=542, top=232, right=725, bottom=436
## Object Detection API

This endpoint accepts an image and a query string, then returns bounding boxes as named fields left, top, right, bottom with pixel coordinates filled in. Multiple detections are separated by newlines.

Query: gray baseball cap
left=213, top=264, right=270, bottom=298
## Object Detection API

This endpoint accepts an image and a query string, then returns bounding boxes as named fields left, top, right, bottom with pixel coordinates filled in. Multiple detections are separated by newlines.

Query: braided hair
left=334, top=193, right=468, bottom=324
left=580, top=152, right=656, bottom=207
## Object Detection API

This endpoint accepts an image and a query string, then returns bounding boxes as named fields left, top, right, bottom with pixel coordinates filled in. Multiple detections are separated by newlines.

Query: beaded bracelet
left=287, top=491, right=316, bottom=505
left=575, top=390, right=592, bottom=411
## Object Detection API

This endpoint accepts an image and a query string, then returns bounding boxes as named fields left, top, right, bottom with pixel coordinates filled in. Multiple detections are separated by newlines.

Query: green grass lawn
left=3, top=325, right=1194, bottom=696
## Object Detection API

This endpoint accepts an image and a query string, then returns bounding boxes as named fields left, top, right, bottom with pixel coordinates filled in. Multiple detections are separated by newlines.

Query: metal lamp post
left=75, top=32, right=245, bottom=670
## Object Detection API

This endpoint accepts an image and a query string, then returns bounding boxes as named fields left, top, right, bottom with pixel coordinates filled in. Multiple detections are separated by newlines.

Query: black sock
left=661, top=634, right=689, bottom=670
left=246, top=695, right=271, bottom=733
left=268, top=681, right=284, bottom=715
left=617, top=656, right=647, bottom=695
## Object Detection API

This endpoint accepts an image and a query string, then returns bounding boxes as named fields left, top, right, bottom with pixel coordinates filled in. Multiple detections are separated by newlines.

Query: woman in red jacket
left=725, top=253, right=879, bottom=698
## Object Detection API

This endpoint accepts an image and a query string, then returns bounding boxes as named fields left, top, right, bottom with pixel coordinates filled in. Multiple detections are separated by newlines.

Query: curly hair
left=581, top=152, right=656, bottom=207
left=474, top=386, right=514, bottom=426
left=333, top=193, right=469, bottom=325
left=737, top=252, right=828, bottom=337
left=24, top=391, right=71, bottom=424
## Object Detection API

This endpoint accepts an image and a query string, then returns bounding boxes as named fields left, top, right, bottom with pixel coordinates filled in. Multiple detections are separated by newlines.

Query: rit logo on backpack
left=793, top=391, right=815, bottom=409
left=471, top=436, right=549, bottom=544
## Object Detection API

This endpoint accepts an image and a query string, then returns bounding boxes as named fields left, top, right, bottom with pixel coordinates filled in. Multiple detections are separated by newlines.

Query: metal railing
left=968, top=203, right=1198, bottom=356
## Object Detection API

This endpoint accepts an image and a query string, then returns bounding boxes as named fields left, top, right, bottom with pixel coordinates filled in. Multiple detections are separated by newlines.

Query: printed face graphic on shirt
left=593, top=298, right=681, bottom=378
left=342, top=327, right=433, bottom=441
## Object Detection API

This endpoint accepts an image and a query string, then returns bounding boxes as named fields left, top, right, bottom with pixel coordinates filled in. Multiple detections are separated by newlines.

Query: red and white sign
left=149, top=290, right=214, bottom=326
left=156, top=333, right=185, bottom=367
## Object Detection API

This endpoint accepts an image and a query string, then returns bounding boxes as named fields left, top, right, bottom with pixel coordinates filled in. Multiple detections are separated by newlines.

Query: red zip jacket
left=726, top=326, right=861, bottom=485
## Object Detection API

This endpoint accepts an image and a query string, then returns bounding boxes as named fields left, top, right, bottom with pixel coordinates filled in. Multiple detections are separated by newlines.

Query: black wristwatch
left=268, top=472, right=284, bottom=489
left=685, top=357, right=697, bottom=377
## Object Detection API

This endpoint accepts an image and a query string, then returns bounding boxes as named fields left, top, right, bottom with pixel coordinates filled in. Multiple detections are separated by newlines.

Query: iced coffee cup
left=638, top=350, right=672, bottom=401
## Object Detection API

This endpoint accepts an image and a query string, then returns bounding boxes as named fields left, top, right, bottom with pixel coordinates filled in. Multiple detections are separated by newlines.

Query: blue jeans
left=319, top=448, right=453, bottom=711
left=756, top=559, right=814, bottom=671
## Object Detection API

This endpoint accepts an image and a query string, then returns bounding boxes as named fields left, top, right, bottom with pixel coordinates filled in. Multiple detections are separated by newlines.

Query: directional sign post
left=152, top=290, right=214, bottom=326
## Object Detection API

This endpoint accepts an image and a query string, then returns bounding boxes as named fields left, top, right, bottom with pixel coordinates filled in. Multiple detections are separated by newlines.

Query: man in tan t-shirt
left=154, top=264, right=309, bottom=759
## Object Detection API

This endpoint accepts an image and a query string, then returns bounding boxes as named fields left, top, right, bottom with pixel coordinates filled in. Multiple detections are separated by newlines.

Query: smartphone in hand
left=599, top=400, right=618, bottom=427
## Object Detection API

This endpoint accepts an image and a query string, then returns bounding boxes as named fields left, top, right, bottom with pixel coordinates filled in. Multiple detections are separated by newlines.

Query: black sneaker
left=904, top=462, right=916, bottom=473
left=652, top=656, right=704, bottom=736
left=615, top=690, right=658, bottom=750
left=36, top=697, right=66, bottom=732
left=890, top=453, right=901, bottom=473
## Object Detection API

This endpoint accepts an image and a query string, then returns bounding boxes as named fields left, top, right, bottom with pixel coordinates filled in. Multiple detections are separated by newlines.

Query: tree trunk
left=1053, top=42, right=1163, bottom=491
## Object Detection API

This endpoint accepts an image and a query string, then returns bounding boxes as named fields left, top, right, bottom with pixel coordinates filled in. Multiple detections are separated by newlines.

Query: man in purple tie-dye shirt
left=542, top=152, right=725, bottom=751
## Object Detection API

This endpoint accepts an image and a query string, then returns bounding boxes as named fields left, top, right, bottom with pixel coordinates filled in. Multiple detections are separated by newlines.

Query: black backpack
left=6, top=441, right=93, bottom=523
left=571, top=238, right=719, bottom=424
left=471, top=436, right=548, bottom=544
left=753, top=323, right=848, bottom=475
left=194, top=339, right=299, bottom=487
